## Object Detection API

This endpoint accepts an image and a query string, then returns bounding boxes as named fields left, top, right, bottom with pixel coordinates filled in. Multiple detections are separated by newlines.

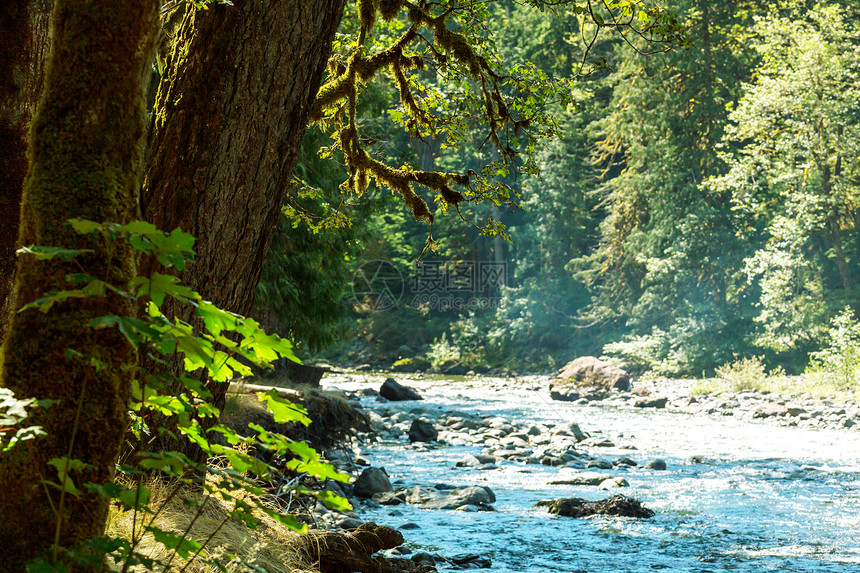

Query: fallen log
left=227, top=381, right=304, bottom=402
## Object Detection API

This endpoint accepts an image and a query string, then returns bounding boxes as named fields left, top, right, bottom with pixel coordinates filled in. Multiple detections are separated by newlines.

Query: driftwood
left=300, top=522, right=437, bottom=573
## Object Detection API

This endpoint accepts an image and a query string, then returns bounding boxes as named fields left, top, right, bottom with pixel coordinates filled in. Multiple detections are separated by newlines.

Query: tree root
left=300, top=522, right=437, bottom=573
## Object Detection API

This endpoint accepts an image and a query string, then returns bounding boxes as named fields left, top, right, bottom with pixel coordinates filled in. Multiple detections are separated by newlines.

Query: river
left=322, top=372, right=860, bottom=572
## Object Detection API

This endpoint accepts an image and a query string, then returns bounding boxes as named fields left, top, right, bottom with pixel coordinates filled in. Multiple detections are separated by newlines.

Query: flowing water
left=322, top=372, right=860, bottom=572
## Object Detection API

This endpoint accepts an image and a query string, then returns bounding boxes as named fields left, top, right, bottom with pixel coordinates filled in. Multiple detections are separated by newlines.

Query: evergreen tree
left=586, top=0, right=756, bottom=374
left=709, top=3, right=860, bottom=356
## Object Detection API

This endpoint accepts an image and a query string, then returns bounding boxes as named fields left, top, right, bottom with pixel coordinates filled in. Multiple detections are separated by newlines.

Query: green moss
left=0, top=0, right=160, bottom=567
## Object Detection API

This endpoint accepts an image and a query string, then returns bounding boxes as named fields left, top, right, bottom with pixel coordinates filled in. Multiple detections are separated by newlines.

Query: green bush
left=806, top=308, right=860, bottom=393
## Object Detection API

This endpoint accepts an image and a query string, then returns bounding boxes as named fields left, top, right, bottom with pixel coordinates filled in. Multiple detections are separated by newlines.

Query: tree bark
left=0, top=0, right=52, bottom=344
left=140, top=0, right=345, bottom=452
left=0, top=0, right=159, bottom=569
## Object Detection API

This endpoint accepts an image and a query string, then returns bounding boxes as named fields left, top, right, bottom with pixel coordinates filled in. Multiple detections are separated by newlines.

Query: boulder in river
left=353, top=467, right=393, bottom=498
left=380, top=378, right=423, bottom=401
left=407, top=485, right=496, bottom=510
left=408, top=419, right=438, bottom=442
left=549, top=471, right=615, bottom=486
left=451, top=554, right=492, bottom=568
left=644, top=459, right=667, bottom=471
left=535, top=494, right=654, bottom=519
left=455, top=454, right=497, bottom=467
left=599, top=477, right=629, bottom=489
left=550, top=357, right=631, bottom=401
left=634, top=397, right=669, bottom=409
left=550, top=421, right=588, bottom=442
left=753, top=402, right=789, bottom=418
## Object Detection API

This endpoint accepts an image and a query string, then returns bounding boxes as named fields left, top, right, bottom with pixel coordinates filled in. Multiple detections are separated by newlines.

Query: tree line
left=306, top=0, right=860, bottom=378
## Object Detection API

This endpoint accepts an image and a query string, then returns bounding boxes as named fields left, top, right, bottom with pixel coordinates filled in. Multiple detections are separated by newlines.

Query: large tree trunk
left=0, top=0, right=52, bottom=344
left=140, top=0, right=345, bottom=453
left=0, top=0, right=159, bottom=569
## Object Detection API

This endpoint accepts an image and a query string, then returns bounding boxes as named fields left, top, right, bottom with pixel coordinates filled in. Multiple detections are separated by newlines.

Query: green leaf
left=266, top=511, right=308, bottom=533
left=258, top=390, right=311, bottom=425
left=47, top=457, right=92, bottom=497
left=26, top=558, right=70, bottom=573
left=149, top=526, right=204, bottom=560
left=132, top=273, right=200, bottom=307
left=67, top=218, right=104, bottom=235
left=18, top=289, right=90, bottom=313
left=16, top=245, right=92, bottom=261
left=316, top=489, right=352, bottom=511
left=89, top=315, right=160, bottom=347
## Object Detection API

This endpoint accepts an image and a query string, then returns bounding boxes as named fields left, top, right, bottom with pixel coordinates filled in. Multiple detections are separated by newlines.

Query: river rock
left=535, top=494, right=654, bottom=518
left=380, top=378, right=423, bottom=401
left=550, top=357, right=632, bottom=401
left=579, top=436, right=614, bottom=448
left=451, top=554, right=492, bottom=568
left=754, top=402, right=789, bottom=418
left=550, top=421, right=587, bottom=441
left=549, top=471, right=612, bottom=486
left=644, top=459, right=667, bottom=471
left=409, top=419, right=438, bottom=442
left=407, top=485, right=496, bottom=510
left=338, top=517, right=365, bottom=530
left=353, top=467, right=393, bottom=498
left=411, top=552, right=437, bottom=567
left=634, top=397, right=669, bottom=409
left=599, top=477, right=629, bottom=489
left=372, top=491, right=406, bottom=505
left=456, top=454, right=497, bottom=467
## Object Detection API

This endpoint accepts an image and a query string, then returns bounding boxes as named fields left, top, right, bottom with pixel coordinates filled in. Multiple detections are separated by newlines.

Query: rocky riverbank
left=558, top=376, right=860, bottom=432
left=284, top=368, right=860, bottom=571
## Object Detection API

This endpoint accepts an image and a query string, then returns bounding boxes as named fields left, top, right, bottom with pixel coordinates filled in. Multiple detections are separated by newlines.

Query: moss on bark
left=0, top=0, right=52, bottom=345
left=139, top=0, right=346, bottom=458
left=0, top=0, right=159, bottom=569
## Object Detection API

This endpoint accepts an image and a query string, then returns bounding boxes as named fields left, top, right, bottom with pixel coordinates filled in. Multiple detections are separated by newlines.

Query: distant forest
left=256, top=1, right=860, bottom=378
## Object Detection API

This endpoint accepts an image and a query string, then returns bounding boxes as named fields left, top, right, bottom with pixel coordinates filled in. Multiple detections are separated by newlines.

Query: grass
left=692, top=356, right=860, bottom=401
left=105, top=478, right=317, bottom=573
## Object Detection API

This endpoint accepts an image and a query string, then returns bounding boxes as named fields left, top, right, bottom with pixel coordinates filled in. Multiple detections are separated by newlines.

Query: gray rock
left=338, top=517, right=364, bottom=530
left=380, top=378, right=423, bottom=401
left=634, top=397, right=669, bottom=409
left=455, top=454, right=498, bottom=467
left=551, top=357, right=632, bottom=398
left=579, top=436, right=614, bottom=448
left=644, top=459, right=667, bottom=471
left=353, top=467, right=393, bottom=498
left=451, top=554, right=492, bottom=568
left=599, top=477, right=629, bottom=489
left=754, top=402, right=789, bottom=418
left=406, top=485, right=495, bottom=510
left=408, top=419, right=438, bottom=442
left=411, top=552, right=436, bottom=566
left=551, top=421, right=587, bottom=441
left=372, top=491, right=406, bottom=505
left=548, top=471, right=611, bottom=486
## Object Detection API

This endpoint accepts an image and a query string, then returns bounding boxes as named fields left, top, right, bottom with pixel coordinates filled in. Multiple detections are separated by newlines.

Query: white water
left=324, top=373, right=860, bottom=572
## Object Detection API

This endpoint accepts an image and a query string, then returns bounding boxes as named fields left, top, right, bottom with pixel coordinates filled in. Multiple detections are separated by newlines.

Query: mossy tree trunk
left=0, top=0, right=52, bottom=344
left=0, top=0, right=159, bottom=569
left=140, top=0, right=345, bottom=453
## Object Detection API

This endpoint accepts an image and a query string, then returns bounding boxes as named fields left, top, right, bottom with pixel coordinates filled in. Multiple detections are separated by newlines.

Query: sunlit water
left=323, top=373, right=860, bottom=572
